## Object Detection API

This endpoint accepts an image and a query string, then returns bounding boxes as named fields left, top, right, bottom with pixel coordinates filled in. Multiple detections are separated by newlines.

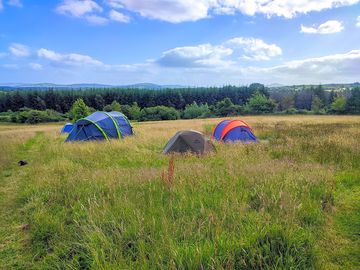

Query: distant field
left=0, top=116, right=359, bottom=269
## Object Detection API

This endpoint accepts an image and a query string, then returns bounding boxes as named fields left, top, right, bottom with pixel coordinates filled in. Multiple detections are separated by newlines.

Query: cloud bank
left=56, top=0, right=360, bottom=24
left=301, top=20, right=344, bottom=34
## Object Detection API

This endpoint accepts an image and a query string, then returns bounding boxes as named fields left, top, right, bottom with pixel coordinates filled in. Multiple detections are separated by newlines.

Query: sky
left=0, top=0, right=359, bottom=86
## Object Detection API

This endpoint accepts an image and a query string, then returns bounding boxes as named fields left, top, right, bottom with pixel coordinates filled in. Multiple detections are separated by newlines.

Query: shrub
left=213, top=98, right=242, bottom=117
left=183, top=102, right=211, bottom=119
left=68, top=98, right=91, bottom=122
left=244, top=93, right=276, bottom=114
left=330, top=96, right=346, bottom=114
left=9, top=109, right=66, bottom=124
left=103, top=104, right=112, bottom=112
left=139, top=106, right=180, bottom=121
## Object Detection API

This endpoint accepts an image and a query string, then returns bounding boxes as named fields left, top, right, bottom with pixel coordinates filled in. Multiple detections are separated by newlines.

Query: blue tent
left=212, top=119, right=257, bottom=143
left=61, top=123, right=74, bottom=134
left=65, top=111, right=133, bottom=142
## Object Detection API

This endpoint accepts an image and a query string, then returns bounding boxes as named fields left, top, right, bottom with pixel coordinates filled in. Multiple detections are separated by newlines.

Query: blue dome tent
left=61, top=123, right=74, bottom=134
left=212, top=119, right=257, bottom=143
left=65, top=111, right=133, bottom=142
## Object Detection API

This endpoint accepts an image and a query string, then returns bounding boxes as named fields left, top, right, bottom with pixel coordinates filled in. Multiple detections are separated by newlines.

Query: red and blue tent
left=212, top=119, right=256, bottom=143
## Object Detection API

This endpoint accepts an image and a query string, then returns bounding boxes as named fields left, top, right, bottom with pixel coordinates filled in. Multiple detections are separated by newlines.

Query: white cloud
left=0, top=0, right=3, bottom=10
left=157, top=44, right=233, bottom=68
left=108, top=0, right=209, bottom=23
left=301, top=20, right=344, bottom=34
left=105, top=0, right=360, bottom=23
left=37, top=48, right=104, bottom=66
left=56, top=0, right=102, bottom=17
left=156, top=37, right=281, bottom=68
left=109, top=9, right=130, bottom=23
left=213, top=0, right=360, bottom=19
left=8, top=0, right=22, bottom=7
left=226, top=37, right=282, bottom=61
left=9, top=43, right=30, bottom=57
left=107, top=0, right=124, bottom=9
left=85, top=14, right=109, bottom=25
left=357, top=16, right=360, bottom=27
left=258, top=49, right=360, bottom=83
left=29, top=63, right=43, bottom=70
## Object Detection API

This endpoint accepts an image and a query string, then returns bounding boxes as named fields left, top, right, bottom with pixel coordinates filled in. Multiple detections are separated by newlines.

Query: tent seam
left=80, top=117, right=109, bottom=141
left=103, top=112, right=121, bottom=139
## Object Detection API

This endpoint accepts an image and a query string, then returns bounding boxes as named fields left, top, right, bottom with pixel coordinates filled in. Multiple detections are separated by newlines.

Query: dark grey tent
left=163, top=130, right=215, bottom=155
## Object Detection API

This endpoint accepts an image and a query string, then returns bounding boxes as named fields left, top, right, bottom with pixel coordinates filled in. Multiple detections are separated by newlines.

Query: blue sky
left=0, top=0, right=359, bottom=85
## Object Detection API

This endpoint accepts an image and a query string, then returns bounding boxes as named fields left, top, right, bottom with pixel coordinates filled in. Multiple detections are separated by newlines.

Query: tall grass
left=0, top=116, right=359, bottom=269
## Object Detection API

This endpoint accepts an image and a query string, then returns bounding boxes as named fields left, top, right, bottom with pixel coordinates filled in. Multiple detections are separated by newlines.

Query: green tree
left=330, top=96, right=346, bottom=114
left=110, top=100, right=121, bottom=111
left=244, top=93, right=276, bottom=114
left=183, top=102, right=210, bottom=119
left=94, top=95, right=105, bottom=110
left=282, top=95, right=295, bottom=111
left=214, top=98, right=241, bottom=116
left=69, top=98, right=91, bottom=122
left=103, top=104, right=112, bottom=112
left=311, top=96, right=323, bottom=113
left=139, top=106, right=180, bottom=121
left=345, top=88, right=360, bottom=114
left=128, top=102, right=141, bottom=120
left=313, top=84, right=327, bottom=105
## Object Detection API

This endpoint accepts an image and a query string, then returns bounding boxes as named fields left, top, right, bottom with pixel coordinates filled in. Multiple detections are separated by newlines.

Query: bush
left=330, top=96, right=346, bottom=114
left=139, top=106, right=180, bottom=121
left=183, top=102, right=211, bottom=119
left=285, top=108, right=299, bottom=114
left=10, top=109, right=66, bottom=124
left=103, top=104, right=112, bottom=112
left=213, top=98, right=242, bottom=117
left=68, top=98, right=91, bottom=122
left=244, top=93, right=276, bottom=114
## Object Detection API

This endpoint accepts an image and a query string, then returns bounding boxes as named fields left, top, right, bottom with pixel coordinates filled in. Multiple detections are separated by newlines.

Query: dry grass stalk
left=161, top=156, right=175, bottom=187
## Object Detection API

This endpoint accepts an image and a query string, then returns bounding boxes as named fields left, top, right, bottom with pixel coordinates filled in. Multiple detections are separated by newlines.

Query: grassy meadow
left=0, top=116, right=359, bottom=269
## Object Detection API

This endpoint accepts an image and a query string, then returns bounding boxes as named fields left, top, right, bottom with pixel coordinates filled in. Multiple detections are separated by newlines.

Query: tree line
left=0, top=83, right=359, bottom=124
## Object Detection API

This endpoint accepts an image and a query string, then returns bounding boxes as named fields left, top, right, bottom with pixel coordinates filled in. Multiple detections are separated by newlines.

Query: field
left=0, top=116, right=359, bottom=269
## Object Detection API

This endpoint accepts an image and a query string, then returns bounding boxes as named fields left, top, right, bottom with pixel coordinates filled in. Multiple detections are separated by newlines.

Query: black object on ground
left=18, top=160, right=28, bottom=166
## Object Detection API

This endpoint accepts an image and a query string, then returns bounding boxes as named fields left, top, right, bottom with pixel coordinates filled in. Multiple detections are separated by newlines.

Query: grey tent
left=163, top=130, right=215, bottom=155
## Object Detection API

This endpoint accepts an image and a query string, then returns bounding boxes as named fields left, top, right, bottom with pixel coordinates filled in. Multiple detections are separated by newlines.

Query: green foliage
left=0, top=86, right=359, bottom=123
left=282, top=95, right=295, bottom=110
left=183, top=102, right=210, bottom=119
left=244, top=93, right=276, bottom=114
left=69, top=98, right=91, bottom=122
left=103, top=100, right=122, bottom=112
left=94, top=94, right=105, bottom=110
left=139, top=105, right=180, bottom=121
left=9, top=108, right=66, bottom=124
left=103, top=104, right=112, bottom=112
left=121, top=102, right=141, bottom=120
left=311, top=96, right=324, bottom=113
left=330, top=96, right=346, bottom=114
left=346, top=88, right=360, bottom=114
left=213, top=98, right=242, bottom=117
left=111, top=100, right=121, bottom=112
left=126, top=102, right=141, bottom=120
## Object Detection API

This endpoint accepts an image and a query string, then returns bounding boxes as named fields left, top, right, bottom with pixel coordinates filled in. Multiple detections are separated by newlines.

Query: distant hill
left=0, top=83, right=186, bottom=91
left=0, top=82, right=358, bottom=91
left=267, top=82, right=360, bottom=91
